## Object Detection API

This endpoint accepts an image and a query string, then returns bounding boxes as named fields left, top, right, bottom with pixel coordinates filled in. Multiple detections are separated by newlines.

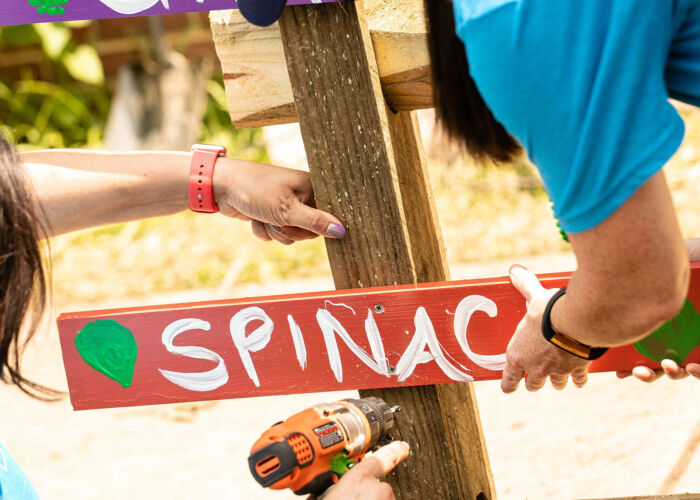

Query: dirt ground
left=3, top=254, right=700, bottom=500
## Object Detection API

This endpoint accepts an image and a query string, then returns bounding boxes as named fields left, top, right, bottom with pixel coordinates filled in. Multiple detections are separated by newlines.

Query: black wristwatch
left=541, top=287, right=608, bottom=360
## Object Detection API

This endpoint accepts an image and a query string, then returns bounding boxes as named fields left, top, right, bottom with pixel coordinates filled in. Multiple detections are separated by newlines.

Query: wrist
left=549, top=292, right=588, bottom=345
left=544, top=288, right=608, bottom=360
left=212, top=157, right=238, bottom=209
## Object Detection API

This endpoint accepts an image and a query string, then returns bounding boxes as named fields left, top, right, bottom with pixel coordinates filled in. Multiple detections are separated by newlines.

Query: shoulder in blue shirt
left=454, top=0, right=700, bottom=233
left=0, top=442, right=39, bottom=500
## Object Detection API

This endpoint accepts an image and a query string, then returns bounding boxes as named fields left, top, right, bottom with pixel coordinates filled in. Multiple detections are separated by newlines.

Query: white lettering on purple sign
left=98, top=0, right=207, bottom=14
left=99, top=0, right=168, bottom=14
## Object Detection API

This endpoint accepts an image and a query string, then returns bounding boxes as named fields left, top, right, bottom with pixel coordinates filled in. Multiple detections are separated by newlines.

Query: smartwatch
left=541, top=287, right=608, bottom=360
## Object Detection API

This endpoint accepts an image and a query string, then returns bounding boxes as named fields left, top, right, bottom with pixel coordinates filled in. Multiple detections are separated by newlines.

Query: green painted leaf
left=75, top=320, right=137, bottom=388
left=634, top=298, right=700, bottom=364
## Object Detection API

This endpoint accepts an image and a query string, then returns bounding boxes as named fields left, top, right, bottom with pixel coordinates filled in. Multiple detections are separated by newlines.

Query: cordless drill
left=248, top=397, right=400, bottom=496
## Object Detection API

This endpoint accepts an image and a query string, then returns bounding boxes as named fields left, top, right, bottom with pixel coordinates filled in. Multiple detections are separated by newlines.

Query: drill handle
left=248, top=440, right=300, bottom=488
left=292, top=470, right=337, bottom=497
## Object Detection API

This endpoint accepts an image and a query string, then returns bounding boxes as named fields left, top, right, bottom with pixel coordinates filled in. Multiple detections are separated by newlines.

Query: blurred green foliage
left=0, top=22, right=108, bottom=148
left=202, top=78, right=269, bottom=163
left=0, top=21, right=269, bottom=161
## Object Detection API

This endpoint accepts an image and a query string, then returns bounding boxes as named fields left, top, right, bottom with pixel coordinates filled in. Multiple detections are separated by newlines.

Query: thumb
left=283, top=201, right=346, bottom=239
left=353, top=441, right=410, bottom=479
left=509, top=265, right=545, bottom=303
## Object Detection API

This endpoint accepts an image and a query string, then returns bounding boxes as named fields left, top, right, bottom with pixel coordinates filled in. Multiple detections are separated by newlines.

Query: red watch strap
left=189, top=145, right=226, bottom=213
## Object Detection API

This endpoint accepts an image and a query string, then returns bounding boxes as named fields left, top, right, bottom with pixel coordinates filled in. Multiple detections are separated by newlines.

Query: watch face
left=191, top=144, right=227, bottom=156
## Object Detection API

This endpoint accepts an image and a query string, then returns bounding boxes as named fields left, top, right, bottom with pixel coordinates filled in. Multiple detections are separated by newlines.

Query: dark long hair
left=0, top=137, right=60, bottom=399
left=424, top=0, right=521, bottom=163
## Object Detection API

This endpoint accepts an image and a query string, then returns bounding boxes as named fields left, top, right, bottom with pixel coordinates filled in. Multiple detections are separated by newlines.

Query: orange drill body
left=248, top=397, right=398, bottom=496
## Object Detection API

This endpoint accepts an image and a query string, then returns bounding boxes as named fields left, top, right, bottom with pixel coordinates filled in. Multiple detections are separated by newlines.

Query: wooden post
left=278, top=2, right=496, bottom=498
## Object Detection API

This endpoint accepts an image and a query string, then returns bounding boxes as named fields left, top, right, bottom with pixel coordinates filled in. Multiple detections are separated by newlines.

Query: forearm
left=552, top=263, right=688, bottom=348
left=550, top=171, right=689, bottom=347
left=20, top=150, right=191, bottom=237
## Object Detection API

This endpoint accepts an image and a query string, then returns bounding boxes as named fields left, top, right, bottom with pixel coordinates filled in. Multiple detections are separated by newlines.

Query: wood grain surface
left=211, top=5, right=432, bottom=128
left=283, top=2, right=492, bottom=496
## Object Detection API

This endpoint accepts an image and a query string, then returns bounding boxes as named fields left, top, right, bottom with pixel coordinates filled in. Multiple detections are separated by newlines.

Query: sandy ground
left=3, top=254, right=700, bottom=500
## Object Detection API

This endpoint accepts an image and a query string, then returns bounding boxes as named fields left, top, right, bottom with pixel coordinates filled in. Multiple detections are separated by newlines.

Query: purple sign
left=2, top=0, right=341, bottom=27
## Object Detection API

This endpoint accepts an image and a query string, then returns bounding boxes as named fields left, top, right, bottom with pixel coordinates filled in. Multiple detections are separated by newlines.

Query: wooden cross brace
left=275, top=2, right=495, bottom=498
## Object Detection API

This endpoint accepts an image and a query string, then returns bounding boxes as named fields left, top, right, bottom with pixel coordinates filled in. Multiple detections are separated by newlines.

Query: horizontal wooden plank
left=2, top=0, right=341, bottom=27
left=210, top=1, right=431, bottom=128
left=57, top=263, right=700, bottom=410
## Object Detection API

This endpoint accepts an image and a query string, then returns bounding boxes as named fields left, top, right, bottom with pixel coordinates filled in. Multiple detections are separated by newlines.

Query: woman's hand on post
left=313, top=441, right=410, bottom=500
left=501, top=265, right=592, bottom=393
left=213, top=159, right=345, bottom=244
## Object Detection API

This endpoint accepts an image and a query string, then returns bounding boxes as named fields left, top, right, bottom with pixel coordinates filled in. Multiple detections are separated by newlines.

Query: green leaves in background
left=0, top=21, right=265, bottom=160
left=201, top=79, right=269, bottom=163
left=1, top=22, right=109, bottom=148
left=62, top=45, right=104, bottom=85
left=34, top=22, right=71, bottom=58
left=28, top=22, right=105, bottom=84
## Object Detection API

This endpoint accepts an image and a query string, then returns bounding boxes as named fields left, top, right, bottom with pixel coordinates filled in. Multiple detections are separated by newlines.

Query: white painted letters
left=317, top=307, right=389, bottom=382
left=454, top=296, right=506, bottom=371
left=230, top=307, right=274, bottom=387
left=158, top=318, right=229, bottom=392
left=395, top=307, right=474, bottom=382
left=288, top=314, right=307, bottom=370
left=158, top=294, right=505, bottom=393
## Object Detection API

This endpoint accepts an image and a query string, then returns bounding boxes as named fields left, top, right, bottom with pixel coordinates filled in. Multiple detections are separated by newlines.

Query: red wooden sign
left=57, top=263, right=700, bottom=410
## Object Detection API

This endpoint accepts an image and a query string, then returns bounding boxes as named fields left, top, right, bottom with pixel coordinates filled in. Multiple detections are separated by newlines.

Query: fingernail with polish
left=269, top=225, right=283, bottom=233
left=326, top=223, right=346, bottom=239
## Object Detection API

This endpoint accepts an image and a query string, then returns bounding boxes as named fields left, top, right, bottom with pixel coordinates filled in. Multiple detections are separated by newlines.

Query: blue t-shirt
left=0, top=443, right=39, bottom=500
left=454, top=0, right=700, bottom=233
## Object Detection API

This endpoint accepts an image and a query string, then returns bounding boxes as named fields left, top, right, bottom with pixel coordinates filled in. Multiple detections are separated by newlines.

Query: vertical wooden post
left=278, top=2, right=496, bottom=499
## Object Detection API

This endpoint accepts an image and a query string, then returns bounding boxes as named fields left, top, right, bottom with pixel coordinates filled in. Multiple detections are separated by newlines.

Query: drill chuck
left=342, top=397, right=397, bottom=448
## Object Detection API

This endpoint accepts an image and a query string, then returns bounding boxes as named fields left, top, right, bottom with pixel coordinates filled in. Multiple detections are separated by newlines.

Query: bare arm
left=501, top=171, right=689, bottom=393
left=21, top=150, right=190, bottom=236
left=552, top=170, right=689, bottom=347
left=20, top=149, right=345, bottom=241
